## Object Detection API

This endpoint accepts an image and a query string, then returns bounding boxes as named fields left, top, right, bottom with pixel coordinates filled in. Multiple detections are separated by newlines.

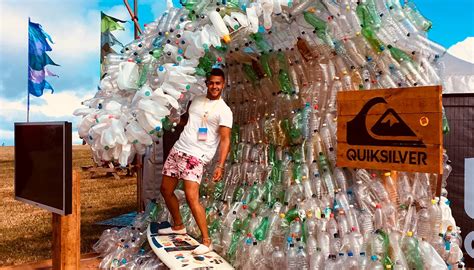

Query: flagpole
left=27, top=92, right=30, bottom=122
left=123, top=0, right=142, bottom=38
left=134, top=0, right=138, bottom=39
left=27, top=17, right=30, bottom=122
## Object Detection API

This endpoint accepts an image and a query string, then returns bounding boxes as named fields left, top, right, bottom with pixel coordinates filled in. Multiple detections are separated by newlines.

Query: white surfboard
left=147, top=222, right=234, bottom=270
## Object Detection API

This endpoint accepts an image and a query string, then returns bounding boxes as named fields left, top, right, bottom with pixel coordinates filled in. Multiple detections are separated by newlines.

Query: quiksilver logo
left=347, top=97, right=426, bottom=148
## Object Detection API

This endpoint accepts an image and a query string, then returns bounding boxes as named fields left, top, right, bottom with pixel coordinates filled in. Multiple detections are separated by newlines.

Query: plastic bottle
left=317, top=229, right=330, bottom=258
left=382, top=172, right=399, bottom=206
left=358, top=209, right=374, bottom=235
left=289, top=217, right=303, bottom=239
left=309, top=247, right=324, bottom=270
left=346, top=251, right=359, bottom=270
left=401, top=231, right=424, bottom=270
left=307, top=230, right=318, bottom=256
left=330, top=233, right=342, bottom=255
left=359, top=252, right=369, bottom=270
left=367, top=255, right=384, bottom=270
left=272, top=246, right=287, bottom=270
left=374, top=204, right=384, bottom=231
left=296, top=245, right=310, bottom=270
left=428, top=199, right=442, bottom=240
left=416, top=208, right=431, bottom=241
left=287, top=243, right=298, bottom=270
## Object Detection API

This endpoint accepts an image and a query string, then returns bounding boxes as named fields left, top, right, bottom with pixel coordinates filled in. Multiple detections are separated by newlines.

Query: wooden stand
left=52, top=170, right=80, bottom=270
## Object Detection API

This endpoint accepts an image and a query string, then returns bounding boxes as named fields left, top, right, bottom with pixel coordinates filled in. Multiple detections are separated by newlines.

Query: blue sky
left=0, top=0, right=473, bottom=146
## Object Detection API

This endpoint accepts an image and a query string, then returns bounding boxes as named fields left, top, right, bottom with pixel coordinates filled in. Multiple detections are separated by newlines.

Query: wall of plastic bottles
left=77, top=0, right=467, bottom=269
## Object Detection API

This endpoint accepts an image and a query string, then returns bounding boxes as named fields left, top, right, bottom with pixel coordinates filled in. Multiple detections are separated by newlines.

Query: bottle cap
left=348, top=251, right=353, bottom=256
left=376, top=204, right=381, bottom=209
left=386, top=265, right=392, bottom=269
left=406, top=231, right=413, bottom=237
left=371, top=255, right=377, bottom=261
left=431, top=199, right=437, bottom=205
left=384, top=172, right=391, bottom=176
left=280, top=213, right=286, bottom=218
left=222, top=35, right=231, bottom=43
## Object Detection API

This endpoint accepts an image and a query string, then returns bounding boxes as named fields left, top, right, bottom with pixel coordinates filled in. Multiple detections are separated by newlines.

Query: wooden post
left=435, top=173, right=443, bottom=198
left=136, top=154, right=144, bottom=212
left=52, top=170, right=80, bottom=270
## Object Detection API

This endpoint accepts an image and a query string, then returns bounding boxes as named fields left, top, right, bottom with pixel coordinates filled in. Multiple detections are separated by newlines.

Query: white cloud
left=0, top=129, right=14, bottom=140
left=0, top=89, right=95, bottom=145
left=0, top=2, right=135, bottom=60
left=0, top=90, right=94, bottom=120
left=31, top=90, right=95, bottom=117
left=447, top=37, right=474, bottom=64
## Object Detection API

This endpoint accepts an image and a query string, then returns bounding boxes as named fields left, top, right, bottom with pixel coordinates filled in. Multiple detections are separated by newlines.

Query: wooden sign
left=337, top=86, right=443, bottom=174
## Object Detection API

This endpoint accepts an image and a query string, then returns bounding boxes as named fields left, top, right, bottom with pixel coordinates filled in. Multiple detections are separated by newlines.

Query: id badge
left=198, top=127, right=208, bottom=141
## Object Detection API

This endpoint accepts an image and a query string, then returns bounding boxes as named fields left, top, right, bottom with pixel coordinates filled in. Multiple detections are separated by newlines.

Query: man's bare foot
left=202, top=237, right=212, bottom=247
left=172, top=224, right=185, bottom=230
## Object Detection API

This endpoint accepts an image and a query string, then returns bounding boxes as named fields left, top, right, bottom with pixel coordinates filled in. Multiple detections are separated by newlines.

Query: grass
left=0, top=145, right=137, bottom=266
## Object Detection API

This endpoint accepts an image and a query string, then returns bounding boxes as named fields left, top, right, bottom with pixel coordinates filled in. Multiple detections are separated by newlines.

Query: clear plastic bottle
left=358, top=209, right=374, bottom=235
left=290, top=217, right=303, bottom=239
left=383, top=172, right=399, bottom=206
left=272, top=246, right=287, bottom=270
left=324, top=254, right=337, bottom=270
left=307, top=231, right=318, bottom=256
left=287, top=243, right=298, bottom=270
left=416, top=208, right=431, bottom=241
left=330, top=233, right=342, bottom=255
left=374, top=204, right=384, bottom=231
left=359, top=252, right=369, bottom=270
left=346, top=251, right=359, bottom=270
left=428, top=199, right=442, bottom=241
left=368, top=255, right=384, bottom=270
left=334, top=252, right=346, bottom=268
left=297, top=245, right=310, bottom=270
left=309, top=247, right=324, bottom=270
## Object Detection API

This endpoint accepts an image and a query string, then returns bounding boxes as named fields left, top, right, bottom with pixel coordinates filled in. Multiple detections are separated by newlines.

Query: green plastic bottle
left=196, top=51, right=216, bottom=77
left=243, top=63, right=259, bottom=83
left=401, top=231, right=424, bottom=270
left=253, top=216, right=270, bottom=241
left=260, top=53, right=272, bottom=77
left=361, top=27, right=385, bottom=52
left=251, top=32, right=272, bottom=53
left=387, top=45, right=413, bottom=63
left=442, top=106, right=450, bottom=134
left=285, top=205, right=299, bottom=223
left=303, top=11, right=333, bottom=46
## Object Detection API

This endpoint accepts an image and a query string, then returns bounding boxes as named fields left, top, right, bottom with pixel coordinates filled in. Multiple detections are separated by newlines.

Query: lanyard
left=202, top=97, right=220, bottom=126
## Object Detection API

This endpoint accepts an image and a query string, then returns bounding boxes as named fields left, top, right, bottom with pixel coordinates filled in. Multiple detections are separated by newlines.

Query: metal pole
left=123, top=0, right=142, bottom=38
left=27, top=92, right=30, bottom=122
left=124, top=0, right=144, bottom=211
left=134, top=0, right=138, bottom=40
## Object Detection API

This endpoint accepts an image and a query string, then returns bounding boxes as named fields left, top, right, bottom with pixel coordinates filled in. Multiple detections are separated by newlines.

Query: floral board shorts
left=162, top=147, right=206, bottom=184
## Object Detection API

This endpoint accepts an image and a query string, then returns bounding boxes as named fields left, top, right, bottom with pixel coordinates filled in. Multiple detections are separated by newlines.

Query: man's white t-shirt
left=173, top=95, right=233, bottom=163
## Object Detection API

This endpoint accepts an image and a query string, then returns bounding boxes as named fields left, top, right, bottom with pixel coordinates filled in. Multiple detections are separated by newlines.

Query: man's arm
left=213, top=126, right=232, bottom=181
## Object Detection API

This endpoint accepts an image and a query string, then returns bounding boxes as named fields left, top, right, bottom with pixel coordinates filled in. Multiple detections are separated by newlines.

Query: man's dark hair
left=208, top=68, right=225, bottom=80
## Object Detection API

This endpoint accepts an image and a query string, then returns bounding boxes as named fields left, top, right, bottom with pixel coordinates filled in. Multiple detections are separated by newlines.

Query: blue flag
left=28, top=18, right=58, bottom=97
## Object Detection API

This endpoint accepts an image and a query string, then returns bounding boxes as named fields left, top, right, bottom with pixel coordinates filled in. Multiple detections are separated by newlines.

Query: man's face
left=206, top=75, right=225, bottom=99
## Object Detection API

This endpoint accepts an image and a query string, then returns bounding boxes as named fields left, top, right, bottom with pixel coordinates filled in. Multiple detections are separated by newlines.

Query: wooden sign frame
left=337, top=86, right=443, bottom=174
left=52, top=170, right=80, bottom=270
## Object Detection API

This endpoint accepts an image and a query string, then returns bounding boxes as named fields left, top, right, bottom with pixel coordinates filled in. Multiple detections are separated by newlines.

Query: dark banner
left=443, top=93, right=474, bottom=267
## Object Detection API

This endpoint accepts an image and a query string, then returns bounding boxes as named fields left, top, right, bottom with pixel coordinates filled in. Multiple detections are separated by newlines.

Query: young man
left=159, top=68, right=233, bottom=255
